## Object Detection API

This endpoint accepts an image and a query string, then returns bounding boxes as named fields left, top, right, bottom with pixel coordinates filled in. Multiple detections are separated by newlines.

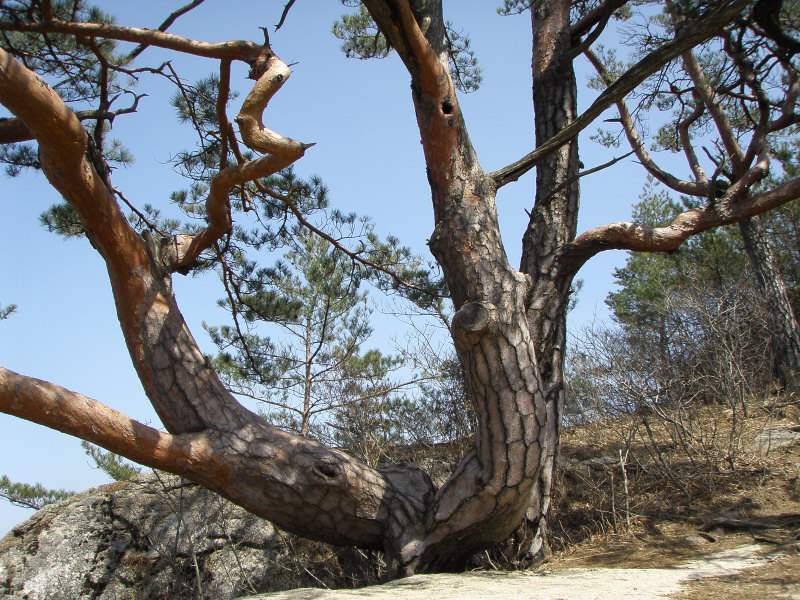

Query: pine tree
left=207, top=226, right=406, bottom=440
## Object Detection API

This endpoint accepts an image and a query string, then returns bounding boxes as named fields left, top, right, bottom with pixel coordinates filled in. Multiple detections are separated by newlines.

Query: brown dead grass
left=543, top=395, right=800, bottom=582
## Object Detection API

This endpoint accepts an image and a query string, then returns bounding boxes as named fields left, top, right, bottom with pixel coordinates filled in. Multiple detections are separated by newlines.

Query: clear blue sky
left=0, top=1, right=655, bottom=534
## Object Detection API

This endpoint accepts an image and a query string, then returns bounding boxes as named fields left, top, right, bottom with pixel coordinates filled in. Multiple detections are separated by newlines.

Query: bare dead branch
left=585, top=48, right=714, bottom=197
left=536, top=150, right=635, bottom=207
left=489, top=0, right=750, bottom=187
left=235, top=55, right=313, bottom=157
left=308, top=377, right=432, bottom=416
left=114, top=186, right=165, bottom=235
left=275, top=0, right=298, bottom=31
left=173, top=54, right=310, bottom=270
left=127, top=0, right=208, bottom=60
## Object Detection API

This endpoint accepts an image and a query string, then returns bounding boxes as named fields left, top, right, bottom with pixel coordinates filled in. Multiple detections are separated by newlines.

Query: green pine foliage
left=0, top=443, right=140, bottom=511
left=0, top=303, right=16, bottom=320
left=0, top=475, right=74, bottom=510
left=332, top=2, right=482, bottom=93
left=207, top=225, right=403, bottom=442
left=606, top=178, right=749, bottom=331
left=81, top=441, right=141, bottom=482
left=3, top=1, right=137, bottom=238
left=332, top=4, right=391, bottom=60
left=160, top=68, right=451, bottom=458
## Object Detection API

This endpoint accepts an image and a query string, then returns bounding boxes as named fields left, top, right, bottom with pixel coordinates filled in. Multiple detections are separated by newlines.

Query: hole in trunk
left=315, top=463, right=338, bottom=479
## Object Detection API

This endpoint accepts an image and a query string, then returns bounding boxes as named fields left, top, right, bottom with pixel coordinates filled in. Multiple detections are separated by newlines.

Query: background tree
left=1, top=0, right=800, bottom=577
left=574, top=177, right=776, bottom=416
left=587, top=0, right=800, bottom=389
left=208, top=223, right=419, bottom=441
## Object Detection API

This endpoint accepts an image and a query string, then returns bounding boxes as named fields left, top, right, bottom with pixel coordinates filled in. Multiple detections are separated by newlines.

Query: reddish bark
left=1, top=0, right=799, bottom=578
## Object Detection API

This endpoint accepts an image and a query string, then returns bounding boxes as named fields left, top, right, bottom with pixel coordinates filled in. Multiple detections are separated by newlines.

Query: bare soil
left=246, top=544, right=797, bottom=599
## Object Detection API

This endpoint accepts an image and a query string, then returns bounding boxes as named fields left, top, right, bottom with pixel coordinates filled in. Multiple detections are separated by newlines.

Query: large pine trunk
left=739, top=216, right=800, bottom=388
left=514, top=1, right=580, bottom=563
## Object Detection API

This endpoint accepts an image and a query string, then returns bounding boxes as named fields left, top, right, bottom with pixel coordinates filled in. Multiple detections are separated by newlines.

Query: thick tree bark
left=514, top=0, right=580, bottom=563
left=0, top=7, right=547, bottom=575
left=360, top=0, right=549, bottom=573
left=0, top=43, right=427, bottom=556
left=739, top=216, right=800, bottom=388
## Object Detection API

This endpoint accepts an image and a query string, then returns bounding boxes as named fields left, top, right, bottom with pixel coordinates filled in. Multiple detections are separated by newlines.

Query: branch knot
left=452, top=301, right=497, bottom=347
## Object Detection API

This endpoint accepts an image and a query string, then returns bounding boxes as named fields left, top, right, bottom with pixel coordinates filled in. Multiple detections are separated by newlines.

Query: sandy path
left=245, top=545, right=783, bottom=600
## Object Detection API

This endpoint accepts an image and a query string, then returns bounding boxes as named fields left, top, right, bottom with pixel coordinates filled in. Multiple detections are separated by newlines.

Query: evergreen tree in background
left=607, top=177, right=750, bottom=335
left=207, top=225, right=407, bottom=441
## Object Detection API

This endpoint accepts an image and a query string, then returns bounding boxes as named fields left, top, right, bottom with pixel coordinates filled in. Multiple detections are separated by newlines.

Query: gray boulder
left=0, top=473, right=381, bottom=599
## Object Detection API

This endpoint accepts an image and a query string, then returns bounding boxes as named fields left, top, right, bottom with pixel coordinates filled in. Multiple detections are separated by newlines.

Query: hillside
left=1, top=395, right=798, bottom=599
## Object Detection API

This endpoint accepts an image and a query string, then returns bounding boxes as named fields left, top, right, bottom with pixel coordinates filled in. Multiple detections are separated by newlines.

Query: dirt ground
left=245, top=541, right=798, bottom=599
left=676, top=549, right=800, bottom=599
left=535, top=519, right=799, bottom=599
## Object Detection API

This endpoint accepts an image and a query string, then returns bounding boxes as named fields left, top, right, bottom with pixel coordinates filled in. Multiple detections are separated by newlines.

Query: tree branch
left=0, top=96, right=146, bottom=145
left=681, top=48, right=746, bottom=174
left=0, top=366, right=211, bottom=475
left=0, top=364, right=407, bottom=552
left=534, top=150, right=635, bottom=208
left=568, top=1, right=616, bottom=61
left=678, top=92, right=710, bottom=184
left=0, top=18, right=265, bottom=62
left=0, top=46, right=143, bottom=270
left=489, top=0, right=750, bottom=187
left=275, top=0, right=298, bottom=31
left=570, top=0, right=629, bottom=42
left=127, top=0, right=208, bottom=60
left=558, top=170, right=800, bottom=279
left=584, top=48, right=714, bottom=197
left=235, top=55, right=312, bottom=157
left=752, top=0, right=800, bottom=54
left=0, top=116, right=32, bottom=144
left=217, top=59, right=232, bottom=171
left=172, top=154, right=302, bottom=271
left=173, top=54, right=311, bottom=271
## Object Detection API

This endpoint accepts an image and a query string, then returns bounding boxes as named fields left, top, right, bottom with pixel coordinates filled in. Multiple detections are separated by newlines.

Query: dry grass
left=544, top=394, right=800, bottom=577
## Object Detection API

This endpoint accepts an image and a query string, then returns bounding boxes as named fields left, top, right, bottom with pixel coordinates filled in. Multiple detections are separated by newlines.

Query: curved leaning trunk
left=4, top=0, right=790, bottom=580
left=0, top=21, right=548, bottom=574
left=344, top=0, right=552, bottom=573
left=400, top=154, right=547, bottom=573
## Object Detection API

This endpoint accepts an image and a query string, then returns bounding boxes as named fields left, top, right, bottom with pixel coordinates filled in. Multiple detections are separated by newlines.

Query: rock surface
left=753, top=426, right=800, bottom=453
left=243, top=545, right=778, bottom=600
left=0, top=473, right=380, bottom=600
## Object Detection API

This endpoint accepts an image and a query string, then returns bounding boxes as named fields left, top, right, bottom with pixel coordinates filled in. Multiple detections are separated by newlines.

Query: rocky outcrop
left=0, top=473, right=381, bottom=599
